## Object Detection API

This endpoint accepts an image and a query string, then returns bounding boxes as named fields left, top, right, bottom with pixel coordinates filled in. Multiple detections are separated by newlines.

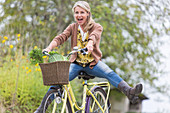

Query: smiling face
left=74, top=6, right=89, bottom=28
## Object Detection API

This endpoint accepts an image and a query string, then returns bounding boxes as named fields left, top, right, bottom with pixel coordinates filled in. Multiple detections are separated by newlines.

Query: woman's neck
left=80, top=25, right=84, bottom=32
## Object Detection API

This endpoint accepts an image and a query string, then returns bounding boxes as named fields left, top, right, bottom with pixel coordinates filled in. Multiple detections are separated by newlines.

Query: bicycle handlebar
left=43, top=51, right=50, bottom=56
left=42, top=47, right=88, bottom=57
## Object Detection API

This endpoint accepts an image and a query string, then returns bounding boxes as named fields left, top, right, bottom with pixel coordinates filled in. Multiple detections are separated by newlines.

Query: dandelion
left=37, top=68, right=41, bottom=72
left=42, top=56, right=47, bottom=59
left=11, top=59, right=13, bottom=62
left=36, top=68, right=41, bottom=72
left=17, top=38, right=20, bottom=41
left=4, top=36, right=8, bottom=40
left=17, top=34, right=21, bottom=37
left=26, top=67, right=29, bottom=70
left=35, top=63, right=39, bottom=66
left=9, top=45, right=13, bottom=49
left=26, top=71, right=29, bottom=74
left=34, top=46, right=38, bottom=49
left=2, top=39, right=5, bottom=43
left=28, top=69, right=32, bottom=72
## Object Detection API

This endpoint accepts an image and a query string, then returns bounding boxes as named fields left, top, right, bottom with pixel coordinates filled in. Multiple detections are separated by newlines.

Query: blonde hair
left=72, top=1, right=95, bottom=31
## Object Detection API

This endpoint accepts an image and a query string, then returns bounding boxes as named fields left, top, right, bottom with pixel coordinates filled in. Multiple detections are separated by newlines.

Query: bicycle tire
left=41, top=88, right=72, bottom=113
left=86, top=87, right=110, bottom=113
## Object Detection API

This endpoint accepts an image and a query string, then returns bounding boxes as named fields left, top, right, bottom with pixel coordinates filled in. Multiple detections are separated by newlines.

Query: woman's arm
left=44, top=24, right=73, bottom=52
left=86, top=24, right=103, bottom=53
left=44, top=41, right=58, bottom=52
left=88, top=24, right=103, bottom=45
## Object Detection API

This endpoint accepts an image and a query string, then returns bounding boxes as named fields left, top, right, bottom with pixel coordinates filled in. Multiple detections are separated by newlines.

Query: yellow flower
left=4, top=36, right=8, bottom=40
left=37, top=68, right=41, bottom=72
left=9, top=45, right=13, bottom=48
left=28, top=69, right=31, bottom=72
left=17, top=38, right=20, bottom=41
left=35, top=63, right=39, bottom=66
left=26, top=67, right=29, bottom=70
left=17, top=34, right=21, bottom=37
left=42, top=56, right=47, bottom=59
left=26, top=71, right=29, bottom=74
left=34, top=46, right=38, bottom=49
left=67, top=51, right=70, bottom=54
left=36, top=68, right=41, bottom=72
left=11, top=59, right=13, bottom=62
left=22, top=66, right=25, bottom=69
left=54, top=47, right=58, bottom=49
left=22, top=56, right=25, bottom=59
left=1, top=40, right=5, bottom=43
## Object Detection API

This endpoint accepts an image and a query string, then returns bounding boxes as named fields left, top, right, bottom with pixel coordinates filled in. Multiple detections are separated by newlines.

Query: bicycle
left=39, top=47, right=111, bottom=113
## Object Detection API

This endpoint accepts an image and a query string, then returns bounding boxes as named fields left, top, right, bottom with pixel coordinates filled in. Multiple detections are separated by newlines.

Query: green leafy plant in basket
left=29, top=48, right=68, bottom=65
left=48, top=51, right=69, bottom=62
left=29, top=48, right=43, bottom=65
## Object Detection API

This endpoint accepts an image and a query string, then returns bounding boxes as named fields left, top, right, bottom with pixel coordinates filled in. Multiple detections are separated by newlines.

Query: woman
left=35, top=1, right=143, bottom=112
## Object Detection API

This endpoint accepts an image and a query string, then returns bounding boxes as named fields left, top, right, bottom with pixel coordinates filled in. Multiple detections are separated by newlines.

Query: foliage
left=29, top=47, right=43, bottom=65
left=90, top=0, right=169, bottom=86
left=0, top=54, right=49, bottom=112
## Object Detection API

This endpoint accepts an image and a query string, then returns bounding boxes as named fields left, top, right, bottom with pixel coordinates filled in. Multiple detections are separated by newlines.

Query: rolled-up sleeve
left=88, top=24, right=103, bottom=44
left=53, top=24, right=72, bottom=45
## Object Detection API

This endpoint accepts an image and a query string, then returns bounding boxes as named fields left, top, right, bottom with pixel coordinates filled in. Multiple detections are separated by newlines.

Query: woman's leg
left=85, top=61, right=123, bottom=87
left=85, top=61, right=143, bottom=104
left=69, top=62, right=84, bottom=81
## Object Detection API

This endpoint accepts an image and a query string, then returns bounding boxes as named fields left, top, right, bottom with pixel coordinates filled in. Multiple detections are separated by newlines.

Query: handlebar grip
left=43, top=51, right=49, bottom=56
left=81, top=48, right=88, bottom=55
left=82, top=48, right=88, bottom=51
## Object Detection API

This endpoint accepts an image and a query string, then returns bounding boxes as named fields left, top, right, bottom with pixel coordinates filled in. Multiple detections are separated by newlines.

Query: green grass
left=0, top=55, right=49, bottom=112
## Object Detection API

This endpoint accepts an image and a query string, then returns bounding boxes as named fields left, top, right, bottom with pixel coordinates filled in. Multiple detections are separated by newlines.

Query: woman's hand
left=43, top=47, right=51, bottom=53
left=86, top=40, right=94, bottom=53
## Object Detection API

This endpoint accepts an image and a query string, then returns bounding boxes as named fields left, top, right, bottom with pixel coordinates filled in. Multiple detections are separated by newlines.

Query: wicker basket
left=39, top=61, right=71, bottom=86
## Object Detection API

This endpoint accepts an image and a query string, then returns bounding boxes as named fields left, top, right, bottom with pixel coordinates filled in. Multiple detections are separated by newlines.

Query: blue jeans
left=69, top=61, right=123, bottom=88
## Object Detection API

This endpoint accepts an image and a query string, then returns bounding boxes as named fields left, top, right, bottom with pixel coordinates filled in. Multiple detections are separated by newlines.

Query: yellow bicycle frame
left=58, top=81, right=110, bottom=113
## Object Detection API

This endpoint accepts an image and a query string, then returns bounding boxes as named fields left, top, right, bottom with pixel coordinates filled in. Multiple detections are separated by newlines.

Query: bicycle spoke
left=87, top=87, right=110, bottom=113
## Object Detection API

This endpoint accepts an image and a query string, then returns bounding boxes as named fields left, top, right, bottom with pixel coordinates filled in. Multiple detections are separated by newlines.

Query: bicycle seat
left=78, top=71, right=95, bottom=80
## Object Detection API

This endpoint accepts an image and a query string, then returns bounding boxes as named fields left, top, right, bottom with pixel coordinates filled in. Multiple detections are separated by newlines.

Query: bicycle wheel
left=87, top=87, right=110, bottom=113
left=41, top=88, right=72, bottom=113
